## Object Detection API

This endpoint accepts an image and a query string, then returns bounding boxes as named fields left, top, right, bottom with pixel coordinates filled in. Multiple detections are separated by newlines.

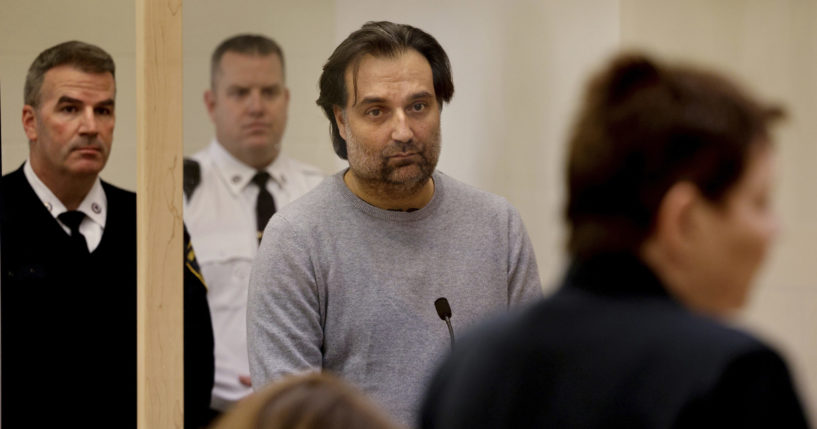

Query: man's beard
left=347, top=127, right=441, bottom=196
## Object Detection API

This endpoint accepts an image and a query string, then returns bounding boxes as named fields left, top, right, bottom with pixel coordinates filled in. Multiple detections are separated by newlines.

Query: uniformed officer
left=0, top=40, right=216, bottom=429
left=0, top=40, right=137, bottom=427
left=183, top=34, right=323, bottom=419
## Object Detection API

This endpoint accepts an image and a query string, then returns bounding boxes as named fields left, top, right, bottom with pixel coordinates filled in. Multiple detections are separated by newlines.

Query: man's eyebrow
left=408, top=91, right=434, bottom=101
left=56, top=95, right=82, bottom=104
left=356, top=96, right=387, bottom=107
left=56, top=96, right=115, bottom=107
left=356, top=91, right=434, bottom=107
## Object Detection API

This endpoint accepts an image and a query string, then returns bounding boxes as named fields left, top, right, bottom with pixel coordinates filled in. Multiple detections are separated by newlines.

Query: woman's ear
left=651, top=181, right=701, bottom=260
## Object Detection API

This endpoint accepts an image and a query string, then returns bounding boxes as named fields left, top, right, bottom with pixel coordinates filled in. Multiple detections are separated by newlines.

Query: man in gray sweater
left=247, top=21, right=543, bottom=426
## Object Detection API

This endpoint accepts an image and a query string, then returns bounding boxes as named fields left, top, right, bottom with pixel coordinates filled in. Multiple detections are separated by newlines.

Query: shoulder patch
left=183, top=158, right=201, bottom=200
left=183, top=224, right=207, bottom=290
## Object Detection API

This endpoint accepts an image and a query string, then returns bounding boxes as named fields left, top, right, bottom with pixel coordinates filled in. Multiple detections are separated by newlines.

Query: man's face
left=333, top=49, right=441, bottom=191
left=205, top=52, right=289, bottom=169
left=23, top=65, right=115, bottom=181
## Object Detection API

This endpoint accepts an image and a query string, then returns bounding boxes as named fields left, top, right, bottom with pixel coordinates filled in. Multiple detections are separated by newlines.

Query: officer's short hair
left=24, top=41, right=115, bottom=108
left=210, top=34, right=285, bottom=90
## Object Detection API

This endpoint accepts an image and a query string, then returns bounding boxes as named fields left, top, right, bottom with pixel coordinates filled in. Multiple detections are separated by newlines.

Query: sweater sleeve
left=247, top=215, right=324, bottom=389
left=506, top=206, right=544, bottom=306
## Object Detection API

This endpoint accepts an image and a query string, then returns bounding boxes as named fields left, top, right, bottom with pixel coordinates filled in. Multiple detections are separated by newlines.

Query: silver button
left=91, top=202, right=102, bottom=214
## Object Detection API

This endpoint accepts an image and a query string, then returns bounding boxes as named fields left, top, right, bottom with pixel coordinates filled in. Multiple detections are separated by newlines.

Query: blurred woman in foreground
left=420, top=53, right=810, bottom=428
left=211, top=372, right=403, bottom=429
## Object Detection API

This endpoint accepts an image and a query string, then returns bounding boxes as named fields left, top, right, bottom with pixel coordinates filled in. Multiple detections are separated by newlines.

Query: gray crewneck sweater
left=248, top=170, right=542, bottom=426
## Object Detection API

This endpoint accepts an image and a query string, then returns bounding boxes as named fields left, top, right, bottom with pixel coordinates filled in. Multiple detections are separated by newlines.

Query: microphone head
left=434, top=297, right=452, bottom=320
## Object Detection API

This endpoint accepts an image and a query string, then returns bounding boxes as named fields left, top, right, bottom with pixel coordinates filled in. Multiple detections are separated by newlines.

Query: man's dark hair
left=316, top=21, right=455, bottom=159
left=210, top=34, right=285, bottom=90
left=24, top=40, right=115, bottom=108
left=566, top=53, right=784, bottom=260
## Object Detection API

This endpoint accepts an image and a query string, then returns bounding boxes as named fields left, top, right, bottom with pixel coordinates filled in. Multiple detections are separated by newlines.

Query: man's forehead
left=41, top=66, right=116, bottom=99
left=344, top=50, right=434, bottom=105
left=217, top=52, right=283, bottom=79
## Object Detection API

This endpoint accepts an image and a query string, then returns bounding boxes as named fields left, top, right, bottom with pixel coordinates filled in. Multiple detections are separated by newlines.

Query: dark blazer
left=421, top=253, right=810, bottom=429
left=1, top=166, right=137, bottom=427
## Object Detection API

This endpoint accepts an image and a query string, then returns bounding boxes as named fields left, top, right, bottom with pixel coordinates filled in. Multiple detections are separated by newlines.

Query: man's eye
left=411, top=103, right=426, bottom=112
left=230, top=89, right=249, bottom=98
left=60, top=105, right=78, bottom=113
left=367, top=108, right=382, bottom=117
left=95, top=107, right=113, bottom=116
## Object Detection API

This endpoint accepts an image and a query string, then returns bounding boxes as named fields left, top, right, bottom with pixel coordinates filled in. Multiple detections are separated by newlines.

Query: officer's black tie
left=58, top=210, right=90, bottom=255
left=252, top=171, right=276, bottom=244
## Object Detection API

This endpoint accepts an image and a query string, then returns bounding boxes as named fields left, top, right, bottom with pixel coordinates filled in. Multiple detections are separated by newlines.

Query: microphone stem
left=444, top=317, right=455, bottom=348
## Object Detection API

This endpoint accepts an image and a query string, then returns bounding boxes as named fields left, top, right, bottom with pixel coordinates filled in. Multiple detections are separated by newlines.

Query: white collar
left=208, top=139, right=289, bottom=195
left=23, top=160, right=108, bottom=228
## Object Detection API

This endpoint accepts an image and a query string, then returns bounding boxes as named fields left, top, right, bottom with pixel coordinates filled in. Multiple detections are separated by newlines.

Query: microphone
left=434, top=297, right=455, bottom=348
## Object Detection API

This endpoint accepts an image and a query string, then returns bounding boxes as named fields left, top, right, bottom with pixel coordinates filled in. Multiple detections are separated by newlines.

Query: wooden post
left=136, top=0, right=184, bottom=427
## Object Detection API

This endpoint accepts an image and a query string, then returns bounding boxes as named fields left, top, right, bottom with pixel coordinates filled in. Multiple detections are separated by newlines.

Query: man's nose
left=247, top=90, right=265, bottom=114
left=391, top=110, right=414, bottom=143
left=78, top=108, right=98, bottom=135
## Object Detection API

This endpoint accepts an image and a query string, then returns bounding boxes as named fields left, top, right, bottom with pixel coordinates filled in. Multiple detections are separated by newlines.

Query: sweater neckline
left=333, top=170, right=444, bottom=222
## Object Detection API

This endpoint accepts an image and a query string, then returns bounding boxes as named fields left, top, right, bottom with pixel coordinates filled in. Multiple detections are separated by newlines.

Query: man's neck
left=343, top=170, right=435, bottom=211
left=216, top=139, right=278, bottom=171
left=32, top=167, right=95, bottom=211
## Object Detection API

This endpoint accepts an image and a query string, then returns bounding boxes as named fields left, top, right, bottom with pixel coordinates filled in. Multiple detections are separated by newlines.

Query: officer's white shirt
left=183, top=140, right=323, bottom=410
left=23, top=160, right=107, bottom=252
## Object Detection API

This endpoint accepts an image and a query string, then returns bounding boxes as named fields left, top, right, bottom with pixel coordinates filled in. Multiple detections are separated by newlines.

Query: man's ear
left=652, top=181, right=700, bottom=256
left=333, top=106, right=348, bottom=141
left=204, top=89, right=216, bottom=122
left=22, top=105, right=38, bottom=142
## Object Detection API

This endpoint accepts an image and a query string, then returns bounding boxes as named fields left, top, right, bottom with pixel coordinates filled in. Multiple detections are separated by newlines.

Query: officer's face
left=23, top=65, right=115, bottom=181
left=206, top=52, right=289, bottom=169
left=333, top=49, right=441, bottom=191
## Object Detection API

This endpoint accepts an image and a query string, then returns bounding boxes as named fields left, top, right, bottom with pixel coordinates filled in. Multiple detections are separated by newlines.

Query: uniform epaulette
left=183, top=158, right=201, bottom=200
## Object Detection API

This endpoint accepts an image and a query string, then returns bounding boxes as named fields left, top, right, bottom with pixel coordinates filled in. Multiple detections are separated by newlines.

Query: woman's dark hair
left=316, top=21, right=454, bottom=159
left=566, top=53, right=784, bottom=259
